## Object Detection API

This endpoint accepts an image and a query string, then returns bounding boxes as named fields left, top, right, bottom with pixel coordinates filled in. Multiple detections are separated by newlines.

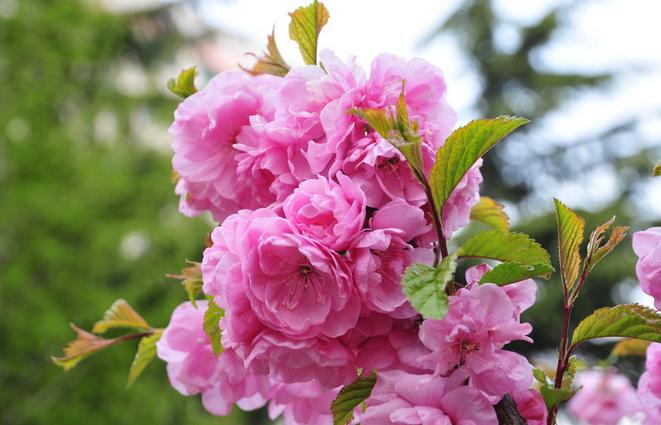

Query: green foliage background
left=0, top=1, right=249, bottom=423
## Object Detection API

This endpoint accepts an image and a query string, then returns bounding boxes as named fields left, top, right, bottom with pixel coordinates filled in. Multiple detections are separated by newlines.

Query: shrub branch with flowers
left=53, top=2, right=661, bottom=424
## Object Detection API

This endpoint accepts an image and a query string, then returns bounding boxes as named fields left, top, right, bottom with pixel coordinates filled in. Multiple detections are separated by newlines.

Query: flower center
left=377, top=156, right=401, bottom=171
left=282, top=264, right=327, bottom=309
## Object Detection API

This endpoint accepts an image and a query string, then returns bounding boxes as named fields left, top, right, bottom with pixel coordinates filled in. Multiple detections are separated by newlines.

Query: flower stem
left=421, top=179, right=448, bottom=266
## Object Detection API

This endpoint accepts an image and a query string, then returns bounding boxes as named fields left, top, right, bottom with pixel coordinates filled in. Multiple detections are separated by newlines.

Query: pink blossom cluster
left=157, top=267, right=542, bottom=423
left=566, top=352, right=661, bottom=425
left=170, top=50, right=481, bottom=233
left=568, top=370, right=642, bottom=425
left=157, top=51, right=552, bottom=424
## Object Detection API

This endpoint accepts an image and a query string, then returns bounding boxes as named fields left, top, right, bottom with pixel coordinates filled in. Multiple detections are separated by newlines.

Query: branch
left=495, top=395, right=527, bottom=425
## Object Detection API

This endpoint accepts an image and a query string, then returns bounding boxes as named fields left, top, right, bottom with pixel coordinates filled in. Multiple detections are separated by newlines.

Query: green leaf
left=534, top=364, right=580, bottom=412
left=479, top=262, right=554, bottom=285
left=92, top=299, right=150, bottom=334
left=167, top=262, right=203, bottom=307
left=429, top=116, right=528, bottom=218
left=533, top=367, right=547, bottom=384
left=653, top=163, right=661, bottom=177
left=288, top=0, right=329, bottom=65
left=203, top=299, right=224, bottom=356
left=241, top=29, right=290, bottom=77
left=127, top=328, right=163, bottom=387
left=458, top=230, right=552, bottom=267
left=350, top=91, right=426, bottom=182
left=402, top=253, right=457, bottom=319
left=395, top=88, right=410, bottom=132
left=540, top=385, right=577, bottom=412
left=470, top=196, right=509, bottom=233
left=571, top=304, right=661, bottom=348
left=52, top=324, right=118, bottom=371
left=167, top=67, right=198, bottom=98
left=331, top=373, right=377, bottom=425
left=611, top=338, right=651, bottom=357
left=553, top=199, right=585, bottom=291
left=585, top=217, right=628, bottom=273
left=350, top=107, right=395, bottom=139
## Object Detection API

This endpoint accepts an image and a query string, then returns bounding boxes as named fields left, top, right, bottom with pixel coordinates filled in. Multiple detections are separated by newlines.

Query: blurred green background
left=0, top=1, right=244, bottom=423
left=0, top=0, right=659, bottom=424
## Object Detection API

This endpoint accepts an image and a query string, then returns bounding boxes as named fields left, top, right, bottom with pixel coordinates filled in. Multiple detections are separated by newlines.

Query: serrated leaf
left=127, top=328, right=163, bottom=387
left=331, top=373, right=377, bottom=425
left=553, top=199, right=585, bottom=291
left=167, top=66, right=198, bottom=98
left=611, top=338, right=651, bottom=357
left=402, top=254, right=457, bottom=319
left=167, top=262, right=203, bottom=307
left=470, top=196, right=509, bottom=233
left=479, top=262, right=554, bottom=285
left=204, top=299, right=224, bottom=356
left=585, top=218, right=628, bottom=273
left=52, top=324, right=118, bottom=371
left=240, top=29, right=290, bottom=77
left=653, top=163, right=661, bottom=177
left=458, top=230, right=552, bottom=268
left=540, top=385, right=577, bottom=411
left=585, top=217, right=614, bottom=259
left=571, top=304, right=661, bottom=348
left=430, top=116, right=528, bottom=219
left=92, top=299, right=150, bottom=334
left=288, top=0, right=329, bottom=65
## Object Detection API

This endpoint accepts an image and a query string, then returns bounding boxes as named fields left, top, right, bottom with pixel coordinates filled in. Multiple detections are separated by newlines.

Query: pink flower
left=246, top=330, right=357, bottom=389
left=419, top=283, right=534, bottom=398
left=348, top=200, right=432, bottom=318
left=338, top=136, right=431, bottom=209
left=235, top=114, right=316, bottom=202
left=633, top=227, right=661, bottom=310
left=361, top=370, right=497, bottom=425
left=202, top=209, right=360, bottom=389
left=156, top=301, right=268, bottom=415
left=283, top=173, right=366, bottom=250
left=365, top=54, right=456, bottom=141
left=342, top=313, right=430, bottom=374
left=202, top=208, right=360, bottom=340
left=465, top=263, right=538, bottom=318
left=568, top=370, right=642, bottom=425
left=644, top=342, right=661, bottom=399
left=201, top=349, right=271, bottom=416
left=638, top=343, right=661, bottom=425
left=171, top=71, right=282, bottom=221
left=268, top=381, right=344, bottom=425
left=312, top=52, right=473, bottom=220
left=639, top=373, right=661, bottom=425
left=441, top=164, right=483, bottom=236
left=511, top=389, right=548, bottom=425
